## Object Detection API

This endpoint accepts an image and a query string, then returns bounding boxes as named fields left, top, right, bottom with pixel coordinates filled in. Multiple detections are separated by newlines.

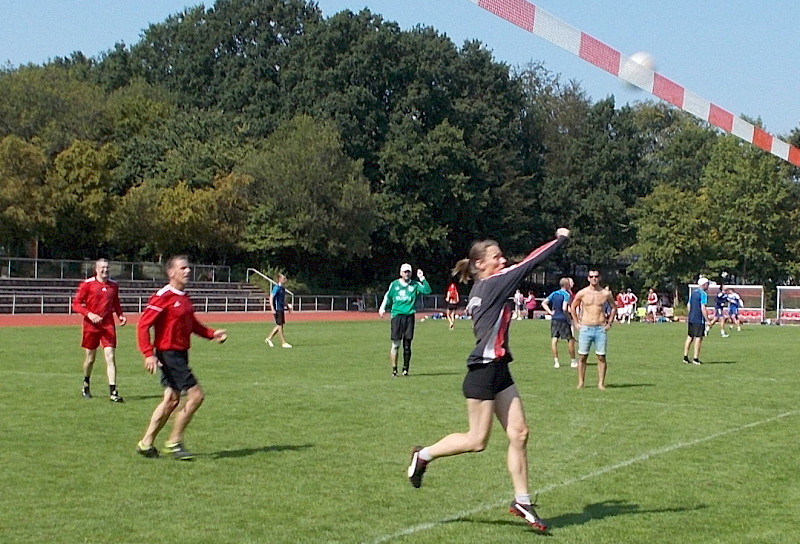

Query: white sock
left=515, top=493, right=531, bottom=505
left=570, top=359, right=577, bottom=365
left=419, top=447, right=433, bottom=462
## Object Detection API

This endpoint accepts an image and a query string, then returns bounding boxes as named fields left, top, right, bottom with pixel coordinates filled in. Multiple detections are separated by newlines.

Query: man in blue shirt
left=683, top=277, right=710, bottom=365
left=541, top=277, right=576, bottom=368
left=265, top=274, right=292, bottom=348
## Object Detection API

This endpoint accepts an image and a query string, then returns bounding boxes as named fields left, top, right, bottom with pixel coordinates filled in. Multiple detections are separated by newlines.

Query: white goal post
left=687, top=283, right=764, bottom=323
left=777, top=286, right=800, bottom=324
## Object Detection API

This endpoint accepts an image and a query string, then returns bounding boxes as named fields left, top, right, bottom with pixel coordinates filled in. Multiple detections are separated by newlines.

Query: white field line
left=367, top=410, right=797, bottom=544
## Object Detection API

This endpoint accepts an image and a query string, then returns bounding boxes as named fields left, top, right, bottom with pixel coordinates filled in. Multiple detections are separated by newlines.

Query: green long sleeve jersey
left=380, top=278, right=432, bottom=316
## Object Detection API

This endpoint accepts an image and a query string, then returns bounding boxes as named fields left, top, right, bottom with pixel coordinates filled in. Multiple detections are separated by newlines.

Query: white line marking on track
left=366, top=410, right=797, bottom=543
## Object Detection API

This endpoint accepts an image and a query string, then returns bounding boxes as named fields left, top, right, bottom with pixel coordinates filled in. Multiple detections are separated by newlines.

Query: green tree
left=701, top=135, right=795, bottom=284
left=46, top=140, right=118, bottom=257
left=129, top=0, right=322, bottom=136
left=628, top=183, right=711, bottom=291
left=0, top=136, right=52, bottom=256
left=239, top=115, right=374, bottom=273
left=0, top=64, right=109, bottom=156
left=536, top=97, right=649, bottom=269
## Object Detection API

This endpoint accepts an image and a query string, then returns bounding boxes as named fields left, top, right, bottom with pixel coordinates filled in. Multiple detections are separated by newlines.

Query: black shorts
left=157, top=350, right=198, bottom=392
left=550, top=320, right=573, bottom=340
left=390, top=314, right=415, bottom=342
left=462, top=361, right=515, bottom=400
left=687, top=322, right=705, bottom=338
left=447, top=302, right=458, bottom=311
left=274, top=310, right=285, bottom=326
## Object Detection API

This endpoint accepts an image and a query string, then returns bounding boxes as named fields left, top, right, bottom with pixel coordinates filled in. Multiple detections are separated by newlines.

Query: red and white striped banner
left=471, top=0, right=800, bottom=167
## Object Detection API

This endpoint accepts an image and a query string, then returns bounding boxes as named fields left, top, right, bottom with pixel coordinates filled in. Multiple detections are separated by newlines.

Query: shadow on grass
left=544, top=499, right=708, bottom=529
left=206, top=444, right=314, bottom=459
left=405, top=372, right=463, bottom=377
left=117, top=394, right=167, bottom=402
left=700, top=360, right=737, bottom=365
left=451, top=499, right=707, bottom=532
left=605, top=383, right=656, bottom=389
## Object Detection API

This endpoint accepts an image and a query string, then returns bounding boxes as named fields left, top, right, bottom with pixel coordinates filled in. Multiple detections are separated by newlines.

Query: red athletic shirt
left=648, top=292, right=658, bottom=305
left=446, top=283, right=459, bottom=304
left=72, top=277, right=123, bottom=327
left=137, top=285, right=215, bottom=358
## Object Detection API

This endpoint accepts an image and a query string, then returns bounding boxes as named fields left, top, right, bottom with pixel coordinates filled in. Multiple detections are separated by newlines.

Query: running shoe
left=692, top=358, right=703, bottom=365
left=509, top=500, right=548, bottom=532
left=407, top=446, right=428, bottom=488
left=164, top=441, right=194, bottom=461
left=265, top=338, right=274, bottom=348
left=82, top=388, right=92, bottom=399
left=682, top=356, right=691, bottom=365
left=136, top=441, right=159, bottom=459
left=282, top=343, right=293, bottom=348
left=109, top=393, right=124, bottom=403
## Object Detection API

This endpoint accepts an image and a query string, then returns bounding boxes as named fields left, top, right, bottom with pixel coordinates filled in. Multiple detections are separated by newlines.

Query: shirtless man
left=569, top=270, right=617, bottom=390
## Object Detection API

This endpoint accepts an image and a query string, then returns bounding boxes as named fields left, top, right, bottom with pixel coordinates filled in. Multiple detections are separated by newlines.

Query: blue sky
left=1, top=0, right=797, bottom=137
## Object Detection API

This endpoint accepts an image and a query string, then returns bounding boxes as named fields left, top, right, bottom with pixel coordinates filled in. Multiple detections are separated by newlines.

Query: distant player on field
left=646, top=288, right=659, bottom=323
left=265, top=273, right=292, bottom=348
left=73, top=258, right=126, bottom=402
left=725, top=287, right=743, bottom=332
left=135, top=255, right=227, bottom=460
left=706, top=283, right=729, bottom=337
left=541, top=278, right=576, bottom=369
left=379, top=264, right=431, bottom=377
left=684, top=277, right=710, bottom=365
left=445, top=281, right=460, bottom=330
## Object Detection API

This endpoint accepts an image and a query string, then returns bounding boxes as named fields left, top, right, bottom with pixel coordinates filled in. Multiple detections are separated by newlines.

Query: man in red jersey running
left=73, top=259, right=127, bottom=402
left=135, top=255, right=227, bottom=460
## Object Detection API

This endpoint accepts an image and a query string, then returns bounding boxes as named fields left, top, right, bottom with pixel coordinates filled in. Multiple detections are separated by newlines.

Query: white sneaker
left=553, top=361, right=560, bottom=369
left=570, top=361, right=578, bottom=368
left=282, top=343, right=293, bottom=348
left=265, top=338, right=274, bottom=348
left=721, top=332, right=729, bottom=338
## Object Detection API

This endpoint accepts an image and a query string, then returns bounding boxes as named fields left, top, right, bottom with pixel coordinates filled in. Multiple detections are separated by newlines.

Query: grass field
left=2, top=317, right=799, bottom=543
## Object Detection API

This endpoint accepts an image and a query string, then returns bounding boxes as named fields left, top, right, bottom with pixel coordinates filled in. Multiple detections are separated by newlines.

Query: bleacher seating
left=0, top=277, right=269, bottom=314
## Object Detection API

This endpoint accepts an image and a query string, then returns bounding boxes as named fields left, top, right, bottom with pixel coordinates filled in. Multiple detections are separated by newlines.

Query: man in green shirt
left=379, top=263, right=432, bottom=377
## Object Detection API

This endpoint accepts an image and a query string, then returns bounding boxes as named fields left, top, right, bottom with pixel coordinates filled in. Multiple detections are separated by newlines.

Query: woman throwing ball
left=407, top=228, right=570, bottom=533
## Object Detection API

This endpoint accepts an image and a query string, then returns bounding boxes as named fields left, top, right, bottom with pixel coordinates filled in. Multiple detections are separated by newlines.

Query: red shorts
left=82, top=323, right=117, bottom=349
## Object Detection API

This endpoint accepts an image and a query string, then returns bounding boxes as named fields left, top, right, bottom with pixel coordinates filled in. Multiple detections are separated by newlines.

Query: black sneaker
left=692, top=358, right=703, bottom=365
left=682, top=356, right=691, bottom=365
left=392, top=369, right=398, bottom=378
left=164, top=441, right=194, bottom=461
left=82, top=388, right=92, bottom=399
left=407, top=446, right=428, bottom=488
left=110, top=393, right=124, bottom=403
left=509, top=500, right=548, bottom=532
left=136, top=441, right=159, bottom=458
left=402, top=369, right=409, bottom=376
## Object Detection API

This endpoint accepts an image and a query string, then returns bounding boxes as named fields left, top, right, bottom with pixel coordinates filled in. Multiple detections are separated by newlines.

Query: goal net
left=687, top=283, right=764, bottom=322
left=777, top=286, right=800, bottom=324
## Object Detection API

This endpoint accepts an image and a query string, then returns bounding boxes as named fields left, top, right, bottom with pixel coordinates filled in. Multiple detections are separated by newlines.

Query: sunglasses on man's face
left=588, top=275, right=600, bottom=279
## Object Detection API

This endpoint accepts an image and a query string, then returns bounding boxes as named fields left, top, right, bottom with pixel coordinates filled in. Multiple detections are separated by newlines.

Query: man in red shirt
left=135, top=255, right=227, bottom=460
left=73, top=259, right=127, bottom=402
left=646, top=288, right=659, bottom=323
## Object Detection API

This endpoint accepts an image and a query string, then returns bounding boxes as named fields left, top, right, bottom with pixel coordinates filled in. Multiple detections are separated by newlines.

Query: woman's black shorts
left=462, top=360, right=515, bottom=400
